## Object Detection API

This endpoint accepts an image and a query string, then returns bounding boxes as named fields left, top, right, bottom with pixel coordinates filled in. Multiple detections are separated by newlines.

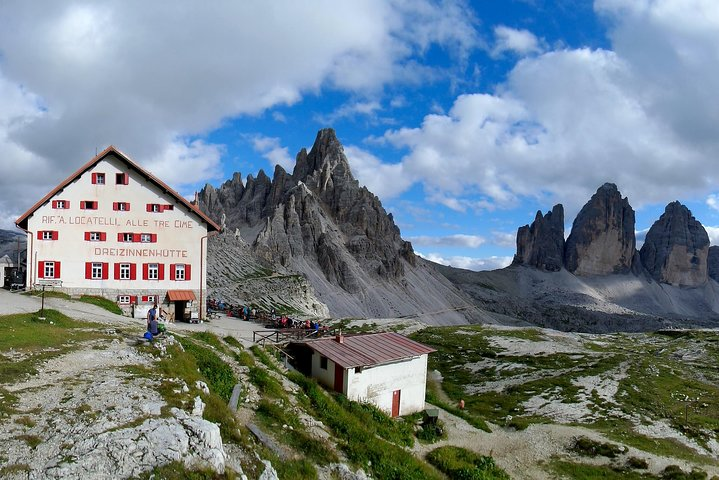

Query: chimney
left=335, top=330, right=344, bottom=344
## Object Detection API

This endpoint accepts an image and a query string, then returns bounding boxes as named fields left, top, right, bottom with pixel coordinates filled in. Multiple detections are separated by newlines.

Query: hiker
left=147, top=303, right=157, bottom=330
left=459, top=399, right=465, bottom=410
left=149, top=314, right=160, bottom=337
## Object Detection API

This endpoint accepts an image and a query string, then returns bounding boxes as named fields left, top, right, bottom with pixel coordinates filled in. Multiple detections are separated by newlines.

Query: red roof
left=167, top=290, right=197, bottom=301
left=15, top=146, right=220, bottom=232
left=303, top=332, right=435, bottom=369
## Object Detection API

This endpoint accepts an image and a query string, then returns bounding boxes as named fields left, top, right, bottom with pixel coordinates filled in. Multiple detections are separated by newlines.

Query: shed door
left=391, top=389, right=401, bottom=417
left=333, top=364, right=344, bottom=393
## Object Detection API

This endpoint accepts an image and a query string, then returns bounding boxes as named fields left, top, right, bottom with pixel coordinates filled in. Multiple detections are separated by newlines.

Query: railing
left=252, top=327, right=335, bottom=345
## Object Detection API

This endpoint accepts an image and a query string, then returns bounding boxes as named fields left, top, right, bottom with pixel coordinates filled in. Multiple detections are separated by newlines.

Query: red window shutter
left=38, top=261, right=45, bottom=279
left=170, top=264, right=176, bottom=280
left=141, top=295, right=148, bottom=302
left=100, top=232, right=107, bottom=241
left=130, top=263, right=137, bottom=280
left=84, top=232, right=91, bottom=241
left=52, top=200, right=58, bottom=208
left=185, top=264, right=191, bottom=280
left=113, top=202, right=118, bottom=211
left=52, top=231, right=59, bottom=240
left=93, top=201, right=98, bottom=209
left=125, top=203, right=130, bottom=211
left=133, top=234, right=141, bottom=242
left=102, top=263, right=109, bottom=280
left=130, top=295, right=137, bottom=303
left=55, top=262, right=61, bottom=278
left=146, top=204, right=153, bottom=212
left=85, top=263, right=92, bottom=279
left=37, top=231, right=42, bottom=239
left=122, top=173, right=129, bottom=185
left=158, top=264, right=165, bottom=280
left=114, top=263, right=121, bottom=280
left=143, top=263, right=149, bottom=280
left=151, top=234, right=157, bottom=243
left=118, top=233, right=123, bottom=242
left=92, top=173, right=98, bottom=184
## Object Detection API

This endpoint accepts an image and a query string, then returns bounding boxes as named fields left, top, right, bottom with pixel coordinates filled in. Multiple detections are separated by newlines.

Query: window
left=146, top=203, right=174, bottom=213
left=38, top=231, right=58, bottom=240
left=148, top=263, right=159, bottom=280
left=118, top=295, right=130, bottom=304
left=92, top=173, right=105, bottom=184
left=119, top=233, right=134, bottom=242
left=116, top=172, right=129, bottom=185
left=44, top=261, right=55, bottom=279
left=140, top=233, right=152, bottom=243
left=91, top=262, right=103, bottom=279
left=143, top=263, right=164, bottom=280
left=113, top=202, right=131, bottom=211
left=141, top=295, right=156, bottom=303
left=85, top=262, right=108, bottom=280
left=170, top=263, right=191, bottom=281
left=81, top=201, right=98, bottom=210
left=320, top=356, right=328, bottom=370
left=85, top=231, right=106, bottom=241
left=119, top=263, right=131, bottom=280
left=52, top=200, right=69, bottom=209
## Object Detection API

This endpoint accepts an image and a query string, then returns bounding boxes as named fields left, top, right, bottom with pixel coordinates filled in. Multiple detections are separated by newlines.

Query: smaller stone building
left=289, top=332, right=435, bottom=417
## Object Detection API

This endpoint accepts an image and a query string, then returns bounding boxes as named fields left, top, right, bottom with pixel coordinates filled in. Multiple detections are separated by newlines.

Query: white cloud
left=705, top=226, right=719, bottom=246
left=380, top=0, right=719, bottom=220
left=344, top=145, right=415, bottom=200
left=314, top=100, right=383, bottom=125
left=491, top=231, right=516, bottom=248
left=250, top=135, right=295, bottom=172
left=491, top=25, right=544, bottom=57
left=0, top=0, right=479, bottom=220
left=707, top=194, right=719, bottom=212
left=407, top=234, right=486, bottom=248
left=419, top=252, right=513, bottom=271
left=272, top=111, right=287, bottom=123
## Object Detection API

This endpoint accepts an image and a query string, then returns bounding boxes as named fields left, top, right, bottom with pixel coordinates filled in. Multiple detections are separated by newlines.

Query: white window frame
left=123, top=233, right=133, bottom=242
left=146, top=295, right=156, bottom=303
left=148, top=263, right=159, bottom=280
left=175, top=264, right=185, bottom=280
left=44, top=261, right=55, bottom=279
left=42, top=231, right=53, bottom=240
left=56, top=200, right=66, bottom=209
left=140, top=233, right=152, bottom=243
left=95, top=173, right=105, bottom=184
left=90, top=232, right=101, bottom=241
left=119, top=263, right=131, bottom=280
left=118, top=295, right=130, bottom=304
left=91, top=262, right=103, bottom=280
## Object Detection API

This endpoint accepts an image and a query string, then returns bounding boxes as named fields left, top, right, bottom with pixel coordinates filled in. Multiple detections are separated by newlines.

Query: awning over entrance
left=167, top=290, right=196, bottom=301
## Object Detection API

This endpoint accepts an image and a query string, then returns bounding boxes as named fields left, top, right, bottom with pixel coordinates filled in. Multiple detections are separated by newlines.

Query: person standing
left=147, top=303, right=157, bottom=330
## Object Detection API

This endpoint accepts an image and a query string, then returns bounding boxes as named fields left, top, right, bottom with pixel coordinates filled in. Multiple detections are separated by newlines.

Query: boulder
left=640, top=201, right=709, bottom=286
left=564, top=183, right=636, bottom=275
left=513, top=204, right=565, bottom=272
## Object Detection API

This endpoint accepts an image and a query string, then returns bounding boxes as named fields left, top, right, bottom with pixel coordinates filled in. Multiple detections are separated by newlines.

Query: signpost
left=34, top=279, right=62, bottom=319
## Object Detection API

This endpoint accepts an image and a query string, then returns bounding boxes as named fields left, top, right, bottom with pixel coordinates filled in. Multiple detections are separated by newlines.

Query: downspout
left=199, top=230, right=219, bottom=320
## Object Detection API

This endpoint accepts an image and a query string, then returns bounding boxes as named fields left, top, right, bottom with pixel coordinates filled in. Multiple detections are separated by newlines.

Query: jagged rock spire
left=513, top=204, right=565, bottom=272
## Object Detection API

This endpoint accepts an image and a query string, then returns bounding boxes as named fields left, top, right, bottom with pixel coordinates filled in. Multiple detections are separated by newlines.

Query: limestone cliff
left=513, top=204, right=565, bottom=272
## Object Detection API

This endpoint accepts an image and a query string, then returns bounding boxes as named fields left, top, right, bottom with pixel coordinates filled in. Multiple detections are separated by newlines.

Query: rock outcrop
left=513, top=204, right=565, bottom=271
left=640, top=201, right=710, bottom=286
left=564, top=183, right=636, bottom=275
left=708, top=246, right=719, bottom=282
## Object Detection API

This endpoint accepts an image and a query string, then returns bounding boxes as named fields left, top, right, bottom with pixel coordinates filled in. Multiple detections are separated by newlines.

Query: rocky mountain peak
left=564, top=183, right=636, bottom=275
left=292, top=128, right=349, bottom=183
left=513, top=204, right=565, bottom=271
left=640, top=201, right=709, bottom=286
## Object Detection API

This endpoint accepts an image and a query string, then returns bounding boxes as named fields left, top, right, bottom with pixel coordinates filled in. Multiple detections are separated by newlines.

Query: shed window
left=320, top=356, right=328, bottom=370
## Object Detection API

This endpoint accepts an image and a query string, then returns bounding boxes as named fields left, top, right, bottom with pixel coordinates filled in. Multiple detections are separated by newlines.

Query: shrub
left=427, top=446, right=510, bottom=480
left=571, top=436, right=623, bottom=458
left=626, top=456, right=648, bottom=470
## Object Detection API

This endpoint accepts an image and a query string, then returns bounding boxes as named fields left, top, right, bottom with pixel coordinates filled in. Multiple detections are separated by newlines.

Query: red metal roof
left=15, top=146, right=220, bottom=232
left=303, top=332, right=436, bottom=369
left=167, top=290, right=197, bottom=301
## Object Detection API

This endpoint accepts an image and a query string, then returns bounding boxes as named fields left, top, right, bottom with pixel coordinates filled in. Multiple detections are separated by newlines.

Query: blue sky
left=2, top=1, right=719, bottom=270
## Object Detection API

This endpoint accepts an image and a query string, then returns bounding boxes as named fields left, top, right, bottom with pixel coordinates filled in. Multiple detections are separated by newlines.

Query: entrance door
left=175, top=301, right=186, bottom=322
left=391, top=389, right=401, bottom=417
left=333, top=364, right=344, bottom=393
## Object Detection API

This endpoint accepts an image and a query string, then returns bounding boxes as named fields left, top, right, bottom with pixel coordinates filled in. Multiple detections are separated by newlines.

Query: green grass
left=571, top=436, right=624, bottom=458
left=190, top=331, right=231, bottom=356
left=426, top=446, right=510, bottom=480
left=78, top=295, right=123, bottom=314
left=176, top=337, right=237, bottom=402
left=223, top=336, right=243, bottom=350
left=17, top=434, right=42, bottom=449
left=134, top=460, right=238, bottom=479
left=25, top=290, right=71, bottom=300
left=549, top=460, right=653, bottom=479
left=289, top=371, right=441, bottom=479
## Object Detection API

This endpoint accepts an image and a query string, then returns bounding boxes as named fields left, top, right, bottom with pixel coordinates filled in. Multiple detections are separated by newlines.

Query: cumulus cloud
left=491, top=25, right=544, bottom=57
left=250, top=135, right=295, bottom=172
left=419, top=252, right=513, bottom=271
left=0, top=0, right=478, bottom=222
left=491, top=231, right=516, bottom=248
left=344, top=145, right=415, bottom=200
left=314, top=100, right=383, bottom=125
left=707, top=194, right=719, bottom=212
left=406, top=234, right=486, bottom=248
left=705, top=226, right=719, bottom=246
left=379, top=0, right=719, bottom=220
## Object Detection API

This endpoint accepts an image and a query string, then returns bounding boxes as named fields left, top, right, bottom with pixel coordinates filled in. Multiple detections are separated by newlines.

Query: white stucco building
left=15, top=146, right=220, bottom=319
left=291, top=332, right=435, bottom=417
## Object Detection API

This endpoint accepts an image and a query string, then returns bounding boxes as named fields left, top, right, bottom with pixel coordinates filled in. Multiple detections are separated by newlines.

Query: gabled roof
left=15, top=146, right=220, bottom=232
left=301, top=332, right=435, bottom=369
